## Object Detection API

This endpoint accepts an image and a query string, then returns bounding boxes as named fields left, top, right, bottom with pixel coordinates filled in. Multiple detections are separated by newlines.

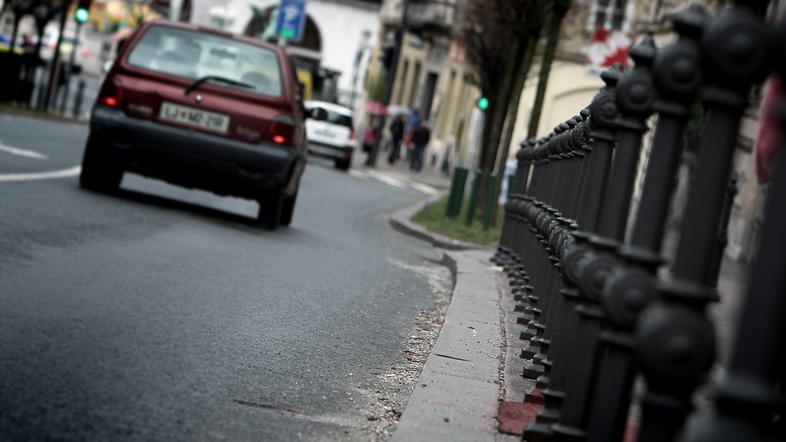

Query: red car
left=80, top=20, right=306, bottom=229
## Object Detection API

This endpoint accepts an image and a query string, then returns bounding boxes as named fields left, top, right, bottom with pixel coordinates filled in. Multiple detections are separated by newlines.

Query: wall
left=510, top=61, right=604, bottom=145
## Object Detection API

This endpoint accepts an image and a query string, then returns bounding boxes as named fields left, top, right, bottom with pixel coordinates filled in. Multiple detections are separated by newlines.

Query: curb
left=392, top=248, right=504, bottom=442
left=0, top=109, right=89, bottom=125
left=389, top=197, right=483, bottom=251
left=388, top=199, right=510, bottom=441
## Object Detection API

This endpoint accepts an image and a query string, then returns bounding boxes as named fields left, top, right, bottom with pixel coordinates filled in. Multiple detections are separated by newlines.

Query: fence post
left=73, top=79, right=86, bottom=119
left=481, top=173, right=497, bottom=230
left=634, top=5, right=771, bottom=441
left=525, top=66, right=622, bottom=441
left=493, top=4, right=783, bottom=442
left=493, top=139, right=534, bottom=265
left=681, top=102, right=786, bottom=442
left=446, top=166, right=469, bottom=218
left=464, top=169, right=482, bottom=226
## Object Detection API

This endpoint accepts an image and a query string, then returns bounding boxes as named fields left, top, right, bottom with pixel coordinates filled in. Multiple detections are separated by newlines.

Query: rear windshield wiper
left=184, top=75, right=254, bottom=95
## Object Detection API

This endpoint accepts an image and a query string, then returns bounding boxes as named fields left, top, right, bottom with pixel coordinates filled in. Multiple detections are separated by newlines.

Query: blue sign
left=275, top=0, right=307, bottom=42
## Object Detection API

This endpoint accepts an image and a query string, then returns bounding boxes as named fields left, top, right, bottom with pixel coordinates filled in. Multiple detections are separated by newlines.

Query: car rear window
left=126, top=25, right=283, bottom=97
left=308, top=107, right=353, bottom=129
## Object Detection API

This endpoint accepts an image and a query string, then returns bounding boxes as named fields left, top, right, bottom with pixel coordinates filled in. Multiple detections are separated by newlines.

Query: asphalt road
left=0, top=114, right=450, bottom=441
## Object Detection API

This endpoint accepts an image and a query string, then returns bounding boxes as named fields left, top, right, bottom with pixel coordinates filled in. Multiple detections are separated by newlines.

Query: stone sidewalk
left=388, top=198, right=751, bottom=442
left=392, top=249, right=505, bottom=442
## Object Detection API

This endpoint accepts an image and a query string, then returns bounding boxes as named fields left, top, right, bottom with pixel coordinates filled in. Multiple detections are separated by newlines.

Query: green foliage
left=412, top=196, right=503, bottom=246
left=365, top=73, right=386, bottom=103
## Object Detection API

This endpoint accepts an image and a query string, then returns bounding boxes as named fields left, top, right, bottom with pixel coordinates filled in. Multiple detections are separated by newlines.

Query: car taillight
left=98, top=79, right=124, bottom=108
left=265, top=115, right=296, bottom=146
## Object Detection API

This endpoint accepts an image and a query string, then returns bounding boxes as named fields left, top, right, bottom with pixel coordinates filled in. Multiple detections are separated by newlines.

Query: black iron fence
left=493, top=3, right=785, bottom=441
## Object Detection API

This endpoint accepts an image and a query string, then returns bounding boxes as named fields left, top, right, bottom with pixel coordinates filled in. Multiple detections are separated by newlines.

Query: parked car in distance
left=304, top=100, right=356, bottom=171
left=80, top=20, right=307, bottom=229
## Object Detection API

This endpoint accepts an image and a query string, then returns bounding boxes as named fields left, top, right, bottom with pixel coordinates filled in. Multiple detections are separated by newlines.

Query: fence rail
left=493, top=3, right=785, bottom=441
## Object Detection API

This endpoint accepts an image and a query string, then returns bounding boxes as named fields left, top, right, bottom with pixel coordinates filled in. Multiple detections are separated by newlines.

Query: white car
left=304, top=100, right=356, bottom=171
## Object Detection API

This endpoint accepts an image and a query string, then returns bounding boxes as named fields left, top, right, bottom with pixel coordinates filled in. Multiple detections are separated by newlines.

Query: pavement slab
left=393, top=250, right=503, bottom=442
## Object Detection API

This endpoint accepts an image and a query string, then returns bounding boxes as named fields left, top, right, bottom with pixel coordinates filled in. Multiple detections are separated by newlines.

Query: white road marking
left=348, top=169, right=442, bottom=195
left=409, top=182, right=441, bottom=196
left=348, top=169, right=371, bottom=180
left=366, top=171, right=409, bottom=189
left=0, top=143, right=48, bottom=160
left=0, top=166, right=81, bottom=182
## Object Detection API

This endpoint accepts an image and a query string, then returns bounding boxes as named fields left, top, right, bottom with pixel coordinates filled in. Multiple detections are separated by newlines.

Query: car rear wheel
left=334, top=157, right=351, bottom=171
left=79, top=136, right=123, bottom=191
left=257, top=187, right=285, bottom=230
left=279, top=190, right=298, bottom=227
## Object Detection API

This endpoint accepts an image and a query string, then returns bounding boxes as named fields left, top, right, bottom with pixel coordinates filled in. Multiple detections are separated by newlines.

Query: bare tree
left=456, top=0, right=549, bottom=226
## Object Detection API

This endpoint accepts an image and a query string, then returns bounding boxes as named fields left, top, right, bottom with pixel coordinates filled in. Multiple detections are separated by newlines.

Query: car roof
left=138, top=20, right=284, bottom=53
left=305, top=101, right=353, bottom=116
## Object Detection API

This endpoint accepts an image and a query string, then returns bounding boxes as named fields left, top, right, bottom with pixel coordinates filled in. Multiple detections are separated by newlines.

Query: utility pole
left=366, top=0, right=409, bottom=167
left=59, top=20, right=82, bottom=113
left=43, top=0, right=71, bottom=111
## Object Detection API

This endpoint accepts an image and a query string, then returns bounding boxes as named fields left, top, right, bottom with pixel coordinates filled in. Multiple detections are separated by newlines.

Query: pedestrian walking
left=362, top=121, right=378, bottom=164
left=404, top=108, right=421, bottom=163
left=409, top=122, right=431, bottom=172
left=406, top=108, right=421, bottom=133
left=387, top=115, right=405, bottom=164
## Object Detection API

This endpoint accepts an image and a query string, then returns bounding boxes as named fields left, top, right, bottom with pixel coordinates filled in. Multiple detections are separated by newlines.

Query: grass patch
left=411, top=196, right=503, bottom=246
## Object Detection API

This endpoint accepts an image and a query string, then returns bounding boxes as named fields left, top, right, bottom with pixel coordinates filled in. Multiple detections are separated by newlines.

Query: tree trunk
left=474, top=41, right=526, bottom=221
left=489, top=36, right=539, bottom=225
left=526, top=1, right=571, bottom=139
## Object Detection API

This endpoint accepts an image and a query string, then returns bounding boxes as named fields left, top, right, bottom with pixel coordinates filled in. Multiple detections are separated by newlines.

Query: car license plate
left=315, top=128, right=337, bottom=139
left=159, top=102, right=230, bottom=134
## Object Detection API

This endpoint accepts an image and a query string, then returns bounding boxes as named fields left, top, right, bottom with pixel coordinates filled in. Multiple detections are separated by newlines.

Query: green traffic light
left=75, top=8, right=89, bottom=23
left=477, top=97, right=489, bottom=111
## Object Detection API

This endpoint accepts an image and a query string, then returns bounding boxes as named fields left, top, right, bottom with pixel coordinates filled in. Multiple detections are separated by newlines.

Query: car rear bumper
left=307, top=141, right=353, bottom=160
left=90, top=105, right=298, bottom=200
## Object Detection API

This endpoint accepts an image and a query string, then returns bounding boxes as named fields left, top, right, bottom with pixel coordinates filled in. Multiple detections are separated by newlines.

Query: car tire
left=279, top=190, right=298, bottom=227
left=334, top=157, right=351, bottom=171
left=79, top=136, right=123, bottom=191
left=257, top=187, right=285, bottom=230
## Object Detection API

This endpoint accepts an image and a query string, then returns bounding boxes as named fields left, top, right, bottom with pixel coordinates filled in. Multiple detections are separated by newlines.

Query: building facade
left=368, top=0, right=771, bottom=263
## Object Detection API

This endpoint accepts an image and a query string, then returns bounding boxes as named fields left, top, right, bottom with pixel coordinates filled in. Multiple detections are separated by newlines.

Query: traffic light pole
left=43, top=0, right=71, bottom=111
left=365, top=0, right=409, bottom=167
left=60, top=21, right=83, bottom=114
